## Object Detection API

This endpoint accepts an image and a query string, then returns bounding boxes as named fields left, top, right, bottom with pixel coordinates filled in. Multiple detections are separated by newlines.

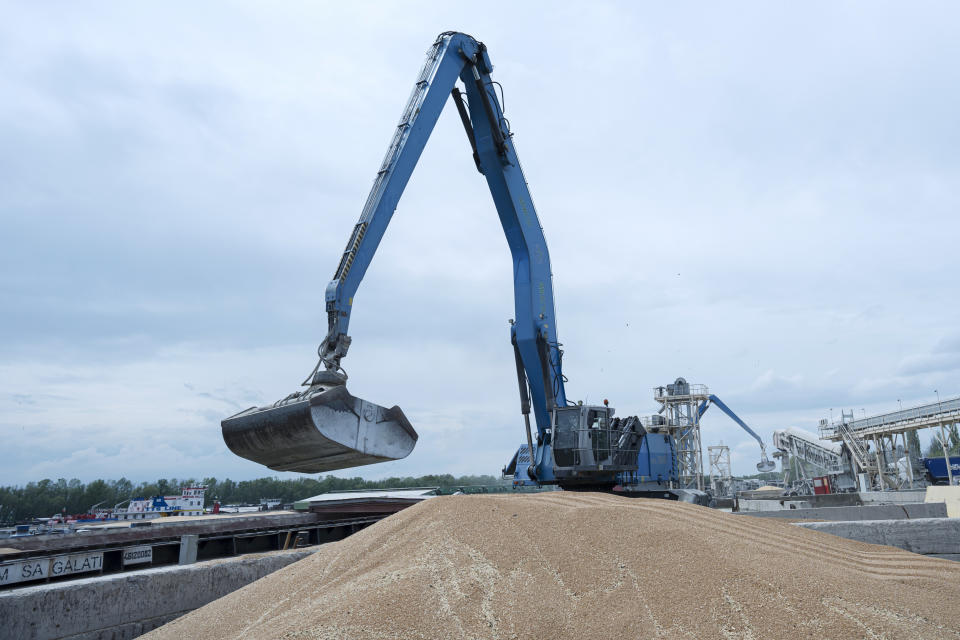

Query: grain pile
left=145, top=493, right=960, bottom=639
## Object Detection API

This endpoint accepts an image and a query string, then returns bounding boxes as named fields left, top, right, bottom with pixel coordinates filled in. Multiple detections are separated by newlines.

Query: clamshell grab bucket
left=756, top=458, right=776, bottom=473
left=221, top=383, right=418, bottom=473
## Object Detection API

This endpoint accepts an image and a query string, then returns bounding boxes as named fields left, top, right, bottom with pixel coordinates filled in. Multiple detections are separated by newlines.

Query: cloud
left=2, top=3, right=959, bottom=483
left=897, top=334, right=960, bottom=375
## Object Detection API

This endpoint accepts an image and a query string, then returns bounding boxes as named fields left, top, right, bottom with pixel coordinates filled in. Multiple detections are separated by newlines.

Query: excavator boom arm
left=222, top=32, right=573, bottom=475
left=321, top=32, right=566, bottom=433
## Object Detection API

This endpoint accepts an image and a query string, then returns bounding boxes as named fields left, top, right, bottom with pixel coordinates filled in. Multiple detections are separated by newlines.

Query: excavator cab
left=551, top=405, right=642, bottom=476
left=221, top=371, right=418, bottom=473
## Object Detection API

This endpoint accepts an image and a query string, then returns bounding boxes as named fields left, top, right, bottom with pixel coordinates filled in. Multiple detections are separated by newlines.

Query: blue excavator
left=222, top=32, right=771, bottom=493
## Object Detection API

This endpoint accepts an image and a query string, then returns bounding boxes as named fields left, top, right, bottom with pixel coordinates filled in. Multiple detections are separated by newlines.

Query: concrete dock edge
left=795, top=517, right=960, bottom=557
left=0, top=548, right=317, bottom=640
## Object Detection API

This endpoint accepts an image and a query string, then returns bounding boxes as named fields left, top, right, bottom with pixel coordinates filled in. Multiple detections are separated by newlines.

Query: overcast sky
left=2, top=2, right=958, bottom=486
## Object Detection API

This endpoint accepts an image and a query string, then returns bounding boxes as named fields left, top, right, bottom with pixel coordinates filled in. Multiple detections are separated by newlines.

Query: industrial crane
left=698, top=396, right=776, bottom=472
left=222, top=31, right=641, bottom=488
left=221, top=32, right=770, bottom=493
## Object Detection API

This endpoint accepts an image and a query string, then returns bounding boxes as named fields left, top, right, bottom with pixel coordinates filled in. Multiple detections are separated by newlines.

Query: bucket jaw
left=221, top=375, right=417, bottom=473
left=752, top=443, right=776, bottom=473
left=756, top=456, right=776, bottom=473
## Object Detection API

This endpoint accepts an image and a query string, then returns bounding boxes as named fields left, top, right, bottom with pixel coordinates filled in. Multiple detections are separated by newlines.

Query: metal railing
left=654, top=384, right=709, bottom=400
left=851, top=396, right=960, bottom=431
left=552, top=426, right=639, bottom=471
left=640, top=415, right=666, bottom=428
left=821, top=395, right=960, bottom=438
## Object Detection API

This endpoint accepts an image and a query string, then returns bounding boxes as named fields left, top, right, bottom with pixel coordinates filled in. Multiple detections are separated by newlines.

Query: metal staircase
left=835, top=420, right=872, bottom=473
left=835, top=419, right=905, bottom=489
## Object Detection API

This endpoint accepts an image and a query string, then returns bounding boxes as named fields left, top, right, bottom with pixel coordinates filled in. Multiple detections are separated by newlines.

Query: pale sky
left=2, top=2, right=958, bottom=485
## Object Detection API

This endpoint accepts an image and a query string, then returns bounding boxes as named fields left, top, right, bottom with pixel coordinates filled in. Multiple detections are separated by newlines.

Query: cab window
left=586, top=409, right=608, bottom=430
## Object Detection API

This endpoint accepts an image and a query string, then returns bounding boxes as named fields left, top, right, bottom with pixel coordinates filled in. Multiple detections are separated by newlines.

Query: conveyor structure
left=820, top=394, right=960, bottom=490
left=772, top=427, right=856, bottom=492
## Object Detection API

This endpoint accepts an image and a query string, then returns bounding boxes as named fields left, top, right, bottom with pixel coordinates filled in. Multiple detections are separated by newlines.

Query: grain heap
left=146, top=493, right=960, bottom=639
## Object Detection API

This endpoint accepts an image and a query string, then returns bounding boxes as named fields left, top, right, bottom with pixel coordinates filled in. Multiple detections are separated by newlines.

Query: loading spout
left=699, top=395, right=775, bottom=473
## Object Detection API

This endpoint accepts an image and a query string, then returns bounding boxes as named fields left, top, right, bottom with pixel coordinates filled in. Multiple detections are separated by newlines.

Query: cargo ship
left=113, top=486, right=207, bottom=520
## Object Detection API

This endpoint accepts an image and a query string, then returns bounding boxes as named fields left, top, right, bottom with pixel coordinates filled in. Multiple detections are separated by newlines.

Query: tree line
left=0, top=474, right=507, bottom=523
left=922, top=424, right=960, bottom=457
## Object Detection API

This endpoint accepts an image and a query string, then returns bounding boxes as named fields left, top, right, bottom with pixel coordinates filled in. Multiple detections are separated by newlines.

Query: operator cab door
left=585, top=407, right=612, bottom=467
left=551, top=405, right=612, bottom=470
